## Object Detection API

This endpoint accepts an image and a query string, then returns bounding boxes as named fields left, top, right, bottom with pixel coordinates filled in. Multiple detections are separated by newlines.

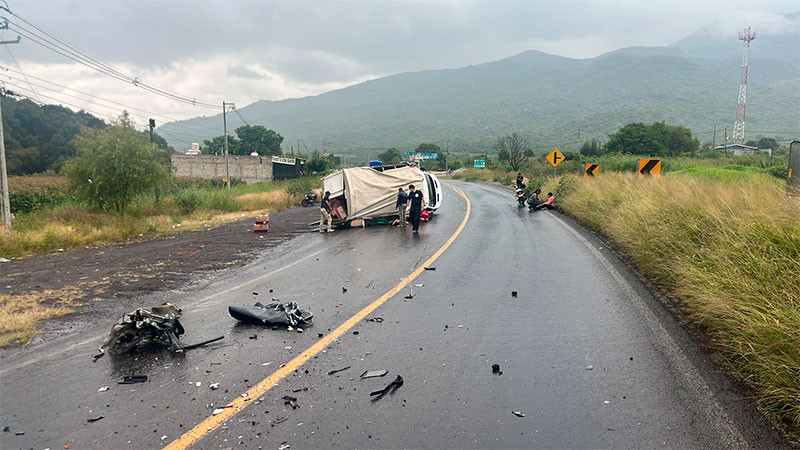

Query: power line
left=0, top=65, right=221, bottom=135
left=0, top=6, right=219, bottom=109
left=231, top=105, right=249, bottom=126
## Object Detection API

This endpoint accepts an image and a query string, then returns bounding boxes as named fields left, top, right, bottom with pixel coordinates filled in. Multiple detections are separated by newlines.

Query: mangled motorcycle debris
left=228, top=301, right=313, bottom=327
left=95, top=303, right=185, bottom=360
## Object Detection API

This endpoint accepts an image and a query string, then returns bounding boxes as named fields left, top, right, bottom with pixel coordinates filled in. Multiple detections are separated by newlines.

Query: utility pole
left=222, top=102, right=232, bottom=190
left=148, top=118, right=155, bottom=143
left=578, top=128, right=582, bottom=145
left=445, top=139, right=449, bottom=172
left=712, top=125, right=716, bottom=153
left=1, top=24, right=21, bottom=229
left=723, top=127, right=728, bottom=155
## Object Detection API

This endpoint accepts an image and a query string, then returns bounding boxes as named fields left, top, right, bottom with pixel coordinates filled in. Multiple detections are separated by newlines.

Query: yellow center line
left=166, top=184, right=471, bottom=449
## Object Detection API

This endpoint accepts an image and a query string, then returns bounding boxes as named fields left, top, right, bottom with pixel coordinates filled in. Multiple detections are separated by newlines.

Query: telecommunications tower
left=732, top=27, right=756, bottom=144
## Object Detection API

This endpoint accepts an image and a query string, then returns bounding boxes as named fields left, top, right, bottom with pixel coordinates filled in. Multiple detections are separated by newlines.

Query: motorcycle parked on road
left=301, top=192, right=318, bottom=207
left=515, top=187, right=526, bottom=207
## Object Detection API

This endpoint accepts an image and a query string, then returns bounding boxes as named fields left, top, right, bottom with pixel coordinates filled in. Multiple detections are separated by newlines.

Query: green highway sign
left=474, top=159, right=486, bottom=168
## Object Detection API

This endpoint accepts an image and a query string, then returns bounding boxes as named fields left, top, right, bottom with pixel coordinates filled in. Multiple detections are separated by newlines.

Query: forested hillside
left=1, top=96, right=106, bottom=174
left=159, top=48, right=799, bottom=157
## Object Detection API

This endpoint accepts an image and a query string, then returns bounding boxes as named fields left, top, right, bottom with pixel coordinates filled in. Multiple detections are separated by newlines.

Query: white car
left=421, top=172, right=441, bottom=212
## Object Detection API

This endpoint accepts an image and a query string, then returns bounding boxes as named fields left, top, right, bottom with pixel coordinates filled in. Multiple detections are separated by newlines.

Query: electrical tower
left=732, top=27, right=756, bottom=144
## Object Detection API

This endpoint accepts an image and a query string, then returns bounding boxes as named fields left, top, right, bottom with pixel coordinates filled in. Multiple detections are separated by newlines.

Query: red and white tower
left=732, top=27, right=756, bottom=144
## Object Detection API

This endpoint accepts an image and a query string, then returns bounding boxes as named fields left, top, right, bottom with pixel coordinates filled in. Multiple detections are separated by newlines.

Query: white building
left=715, top=143, right=759, bottom=156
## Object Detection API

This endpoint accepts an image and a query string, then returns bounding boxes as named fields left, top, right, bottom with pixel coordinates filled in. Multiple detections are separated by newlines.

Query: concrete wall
left=171, top=155, right=273, bottom=184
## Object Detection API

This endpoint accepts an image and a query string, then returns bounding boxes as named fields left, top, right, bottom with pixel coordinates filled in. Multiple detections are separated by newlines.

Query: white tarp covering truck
left=321, top=165, right=441, bottom=226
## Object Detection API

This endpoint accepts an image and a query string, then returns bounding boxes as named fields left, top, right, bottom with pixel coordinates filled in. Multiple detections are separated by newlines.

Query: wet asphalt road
left=0, top=181, right=787, bottom=449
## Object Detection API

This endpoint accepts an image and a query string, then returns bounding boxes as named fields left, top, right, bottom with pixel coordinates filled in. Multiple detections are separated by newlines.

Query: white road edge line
left=548, top=212, right=749, bottom=449
left=0, top=246, right=329, bottom=376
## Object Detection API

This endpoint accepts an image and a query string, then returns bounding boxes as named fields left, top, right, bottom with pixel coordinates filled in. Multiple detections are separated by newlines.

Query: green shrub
left=174, top=189, right=203, bottom=213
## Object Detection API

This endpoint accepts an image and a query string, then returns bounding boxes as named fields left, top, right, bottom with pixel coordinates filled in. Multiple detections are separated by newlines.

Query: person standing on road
left=319, top=191, right=334, bottom=233
left=407, top=184, right=426, bottom=233
left=396, top=187, right=408, bottom=227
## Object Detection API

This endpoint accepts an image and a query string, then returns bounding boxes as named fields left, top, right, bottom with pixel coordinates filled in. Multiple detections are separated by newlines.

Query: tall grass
left=0, top=177, right=319, bottom=258
left=547, top=172, right=800, bottom=434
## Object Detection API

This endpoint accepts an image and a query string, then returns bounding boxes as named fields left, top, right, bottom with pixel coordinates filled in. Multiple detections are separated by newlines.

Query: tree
left=756, top=137, right=779, bottom=150
left=201, top=135, right=239, bottom=155
left=63, top=112, right=170, bottom=212
left=234, top=125, right=283, bottom=155
left=495, top=133, right=530, bottom=171
left=580, top=139, right=604, bottom=156
left=415, top=143, right=441, bottom=154
left=377, top=148, right=402, bottom=164
left=605, top=122, right=698, bottom=156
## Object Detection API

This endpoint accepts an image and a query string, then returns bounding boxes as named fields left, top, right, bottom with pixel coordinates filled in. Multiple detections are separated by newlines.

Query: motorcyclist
left=515, top=173, right=525, bottom=189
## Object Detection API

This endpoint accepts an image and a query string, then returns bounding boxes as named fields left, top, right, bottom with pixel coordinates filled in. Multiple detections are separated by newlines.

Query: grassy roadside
left=0, top=176, right=318, bottom=347
left=0, top=177, right=318, bottom=259
left=543, top=172, right=800, bottom=438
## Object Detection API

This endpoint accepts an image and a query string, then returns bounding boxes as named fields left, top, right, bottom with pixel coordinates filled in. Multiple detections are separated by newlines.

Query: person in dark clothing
left=406, top=184, right=426, bottom=233
left=527, top=188, right=541, bottom=210
left=396, top=188, right=408, bottom=227
left=515, top=173, right=524, bottom=189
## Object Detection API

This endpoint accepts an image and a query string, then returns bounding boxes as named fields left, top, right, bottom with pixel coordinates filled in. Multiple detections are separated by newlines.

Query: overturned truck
left=322, top=165, right=442, bottom=226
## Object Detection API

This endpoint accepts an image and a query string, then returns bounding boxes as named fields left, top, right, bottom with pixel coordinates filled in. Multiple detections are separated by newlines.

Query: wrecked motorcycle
left=229, top=301, right=313, bottom=327
left=96, top=303, right=185, bottom=358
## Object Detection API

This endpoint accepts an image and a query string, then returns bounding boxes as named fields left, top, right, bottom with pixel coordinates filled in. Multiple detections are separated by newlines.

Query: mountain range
left=159, top=12, right=800, bottom=157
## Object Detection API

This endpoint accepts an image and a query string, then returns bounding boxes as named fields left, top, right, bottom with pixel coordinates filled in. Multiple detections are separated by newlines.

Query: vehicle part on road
left=342, top=287, right=347, bottom=293
left=278, top=442, right=290, bottom=450
left=512, top=291, right=518, bottom=297
left=183, top=335, right=225, bottom=350
left=86, top=416, right=104, bottom=423
left=492, top=364, right=502, bottom=375
left=512, top=411, right=526, bottom=417
left=370, top=375, right=404, bottom=401
left=3, top=426, right=9, bottom=432
left=327, top=366, right=351, bottom=375
left=360, top=369, right=389, bottom=379
left=14, top=431, right=24, bottom=435
left=283, top=395, right=299, bottom=409
left=228, top=302, right=313, bottom=327
left=586, top=365, right=594, bottom=370
left=94, top=303, right=185, bottom=360
left=272, top=416, right=288, bottom=426
left=366, top=317, right=384, bottom=323
left=424, top=266, right=436, bottom=270
left=210, top=383, right=219, bottom=390
left=97, top=386, right=109, bottom=392
left=119, top=375, right=148, bottom=384
left=404, top=293, right=414, bottom=299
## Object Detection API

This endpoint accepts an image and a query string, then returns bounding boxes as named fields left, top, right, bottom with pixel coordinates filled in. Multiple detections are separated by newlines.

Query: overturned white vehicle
left=321, top=165, right=442, bottom=226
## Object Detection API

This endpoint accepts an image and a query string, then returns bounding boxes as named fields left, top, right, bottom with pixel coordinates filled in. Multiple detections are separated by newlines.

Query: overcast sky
left=1, top=0, right=797, bottom=125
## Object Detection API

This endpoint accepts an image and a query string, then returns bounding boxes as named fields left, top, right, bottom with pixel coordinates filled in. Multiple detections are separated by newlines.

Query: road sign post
left=473, top=159, right=486, bottom=168
left=637, top=158, right=662, bottom=178
left=580, top=163, right=599, bottom=178
left=788, top=140, right=799, bottom=195
left=546, top=149, right=564, bottom=176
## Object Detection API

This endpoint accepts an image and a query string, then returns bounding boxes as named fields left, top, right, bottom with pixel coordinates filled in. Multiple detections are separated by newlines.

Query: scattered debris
left=360, top=369, right=388, bottom=379
left=249, top=334, right=258, bottom=340
left=161, top=435, right=168, bottom=441
left=327, top=366, right=350, bottom=376
left=210, top=383, right=220, bottom=390
left=278, top=442, right=290, bottom=450
left=176, top=251, right=197, bottom=256
left=511, top=291, right=518, bottom=297
left=353, top=330, right=360, bottom=335
left=342, top=287, right=347, bottom=293
left=292, top=387, right=309, bottom=393
left=119, top=375, right=148, bottom=384
left=87, top=416, right=104, bottom=423
left=229, top=302, right=313, bottom=327
left=97, top=386, right=109, bottom=392
left=94, top=303, right=185, bottom=360
left=272, top=417, right=288, bottom=425
left=15, top=431, right=24, bottom=436
left=492, top=364, right=502, bottom=375
left=366, top=317, right=384, bottom=323
left=370, top=375, right=404, bottom=401
left=586, top=365, right=594, bottom=370
left=424, top=267, right=436, bottom=271
left=0, top=257, right=10, bottom=263
left=404, top=293, right=414, bottom=299
left=512, top=411, right=526, bottom=418
left=604, top=400, right=611, bottom=404
left=283, top=395, right=299, bottom=409
left=183, top=335, right=225, bottom=350
left=212, top=407, right=230, bottom=415
left=2, top=426, right=8, bottom=432
left=414, top=284, right=424, bottom=287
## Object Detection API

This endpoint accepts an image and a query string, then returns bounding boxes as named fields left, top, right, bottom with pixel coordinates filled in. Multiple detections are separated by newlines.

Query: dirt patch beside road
left=0, top=206, right=318, bottom=348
